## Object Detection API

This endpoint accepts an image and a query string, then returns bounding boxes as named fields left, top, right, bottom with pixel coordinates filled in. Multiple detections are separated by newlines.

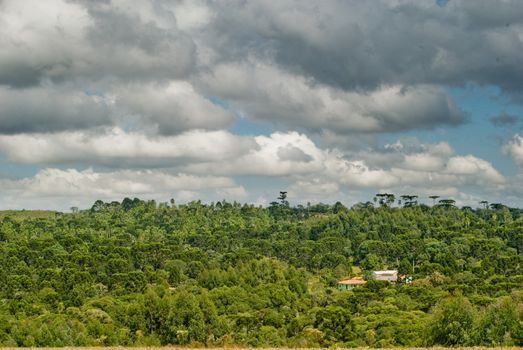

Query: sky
left=1, top=0, right=523, bottom=210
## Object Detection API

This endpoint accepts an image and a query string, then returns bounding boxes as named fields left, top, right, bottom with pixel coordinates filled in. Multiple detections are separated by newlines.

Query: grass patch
left=0, top=210, right=59, bottom=221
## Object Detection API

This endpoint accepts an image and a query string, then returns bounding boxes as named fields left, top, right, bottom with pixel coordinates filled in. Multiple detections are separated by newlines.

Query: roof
left=337, top=279, right=367, bottom=285
left=373, top=270, right=398, bottom=275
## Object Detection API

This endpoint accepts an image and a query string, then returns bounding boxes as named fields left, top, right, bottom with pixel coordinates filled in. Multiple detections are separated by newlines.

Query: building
left=372, top=270, right=398, bottom=282
left=336, top=278, right=367, bottom=290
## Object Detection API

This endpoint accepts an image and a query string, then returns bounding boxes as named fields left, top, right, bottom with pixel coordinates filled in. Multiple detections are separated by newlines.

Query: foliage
left=0, top=198, right=521, bottom=346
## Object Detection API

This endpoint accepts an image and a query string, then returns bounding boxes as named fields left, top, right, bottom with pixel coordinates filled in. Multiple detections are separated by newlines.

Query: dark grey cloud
left=0, top=64, right=43, bottom=89
left=114, top=82, right=234, bottom=135
left=199, top=63, right=465, bottom=134
left=82, top=3, right=196, bottom=82
left=3, top=0, right=523, bottom=93
left=0, top=81, right=233, bottom=135
left=490, top=112, right=521, bottom=127
left=458, top=1, right=523, bottom=30
left=204, top=1, right=523, bottom=95
left=0, top=86, right=111, bottom=134
left=0, top=0, right=518, bottom=138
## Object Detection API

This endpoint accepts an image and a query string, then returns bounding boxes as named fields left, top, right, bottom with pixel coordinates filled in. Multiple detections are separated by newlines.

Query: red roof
left=337, top=279, right=367, bottom=285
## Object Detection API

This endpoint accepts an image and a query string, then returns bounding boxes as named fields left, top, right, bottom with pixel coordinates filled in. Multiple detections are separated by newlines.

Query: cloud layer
left=0, top=0, right=522, bottom=209
left=0, top=129, right=506, bottom=208
left=199, top=62, right=465, bottom=134
left=0, top=168, right=246, bottom=209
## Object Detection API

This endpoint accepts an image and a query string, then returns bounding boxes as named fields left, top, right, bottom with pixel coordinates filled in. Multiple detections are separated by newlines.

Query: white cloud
left=0, top=0, right=92, bottom=86
left=181, top=132, right=505, bottom=197
left=0, top=0, right=195, bottom=86
left=0, top=129, right=510, bottom=208
left=0, top=168, right=246, bottom=209
left=403, top=153, right=446, bottom=172
left=504, top=134, right=523, bottom=166
left=0, top=128, right=256, bottom=166
left=446, top=155, right=504, bottom=183
left=287, top=178, right=342, bottom=206
left=185, top=131, right=325, bottom=176
left=289, top=179, right=340, bottom=197
left=171, top=0, right=213, bottom=31
left=1, top=168, right=238, bottom=196
left=324, top=157, right=399, bottom=188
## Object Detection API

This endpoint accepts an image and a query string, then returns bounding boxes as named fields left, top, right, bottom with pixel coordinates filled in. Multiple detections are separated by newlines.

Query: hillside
left=0, top=199, right=521, bottom=347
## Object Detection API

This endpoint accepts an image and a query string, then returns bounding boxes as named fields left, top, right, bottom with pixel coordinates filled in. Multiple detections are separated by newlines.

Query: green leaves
left=0, top=199, right=522, bottom=346
left=428, top=295, right=475, bottom=346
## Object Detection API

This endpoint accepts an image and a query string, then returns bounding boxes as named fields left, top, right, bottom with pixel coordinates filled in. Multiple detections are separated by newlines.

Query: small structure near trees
left=372, top=270, right=398, bottom=282
left=336, top=278, right=367, bottom=291
left=337, top=269, right=412, bottom=291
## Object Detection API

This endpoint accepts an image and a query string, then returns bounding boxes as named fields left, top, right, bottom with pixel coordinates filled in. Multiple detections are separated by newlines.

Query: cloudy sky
left=1, top=0, right=523, bottom=210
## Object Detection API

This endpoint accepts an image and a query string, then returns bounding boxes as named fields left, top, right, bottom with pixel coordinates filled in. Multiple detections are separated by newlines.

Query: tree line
left=0, top=197, right=521, bottom=347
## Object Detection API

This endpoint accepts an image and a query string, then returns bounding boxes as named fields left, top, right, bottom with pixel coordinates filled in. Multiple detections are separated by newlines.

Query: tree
left=398, top=257, right=413, bottom=275
left=489, top=203, right=505, bottom=210
left=437, top=199, right=456, bottom=209
left=400, top=195, right=418, bottom=208
left=91, top=200, right=105, bottom=212
left=314, top=306, right=354, bottom=345
left=278, top=191, right=289, bottom=206
left=428, top=296, right=475, bottom=346
left=1, top=197, right=522, bottom=347
left=333, top=201, right=347, bottom=213
left=375, top=193, right=395, bottom=207
left=475, top=296, right=522, bottom=345
left=429, top=195, right=440, bottom=206
left=362, top=253, right=381, bottom=277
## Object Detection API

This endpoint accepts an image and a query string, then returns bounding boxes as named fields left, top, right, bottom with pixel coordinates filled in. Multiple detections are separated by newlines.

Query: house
left=372, top=270, right=398, bottom=282
left=336, top=278, right=367, bottom=291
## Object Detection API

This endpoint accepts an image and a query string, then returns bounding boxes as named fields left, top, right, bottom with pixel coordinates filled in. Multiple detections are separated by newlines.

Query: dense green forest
left=0, top=197, right=522, bottom=347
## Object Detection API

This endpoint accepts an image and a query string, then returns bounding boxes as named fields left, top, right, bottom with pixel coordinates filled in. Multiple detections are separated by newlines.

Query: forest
left=0, top=196, right=522, bottom=347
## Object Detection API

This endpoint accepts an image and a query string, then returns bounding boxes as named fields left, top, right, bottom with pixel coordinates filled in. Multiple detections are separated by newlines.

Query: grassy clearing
left=0, top=210, right=59, bottom=220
